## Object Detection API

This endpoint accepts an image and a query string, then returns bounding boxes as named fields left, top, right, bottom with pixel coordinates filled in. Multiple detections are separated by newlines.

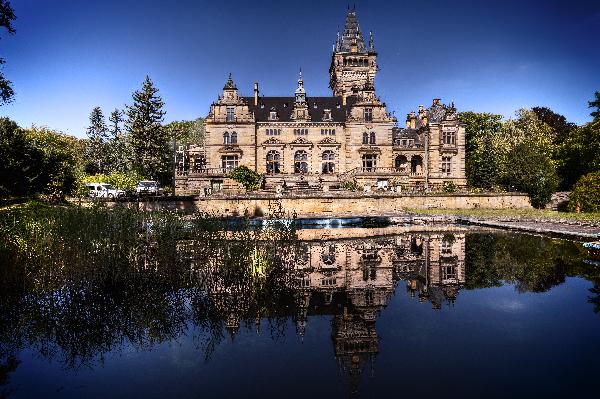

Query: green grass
left=406, top=208, right=600, bottom=221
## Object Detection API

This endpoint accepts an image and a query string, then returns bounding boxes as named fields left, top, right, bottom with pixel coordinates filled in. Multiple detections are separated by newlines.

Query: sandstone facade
left=176, top=8, right=467, bottom=195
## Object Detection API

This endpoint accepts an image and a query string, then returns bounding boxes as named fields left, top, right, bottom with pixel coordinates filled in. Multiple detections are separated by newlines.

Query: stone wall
left=194, top=193, right=531, bottom=217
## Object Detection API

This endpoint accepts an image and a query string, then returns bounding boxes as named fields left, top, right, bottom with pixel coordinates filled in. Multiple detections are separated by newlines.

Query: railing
left=180, top=167, right=231, bottom=176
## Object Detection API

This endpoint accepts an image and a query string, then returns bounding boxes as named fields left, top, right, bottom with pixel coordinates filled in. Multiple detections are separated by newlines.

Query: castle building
left=176, top=8, right=466, bottom=194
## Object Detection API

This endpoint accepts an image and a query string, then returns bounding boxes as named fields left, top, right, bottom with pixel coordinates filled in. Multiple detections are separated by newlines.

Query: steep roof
left=242, top=96, right=355, bottom=123
left=337, top=9, right=367, bottom=53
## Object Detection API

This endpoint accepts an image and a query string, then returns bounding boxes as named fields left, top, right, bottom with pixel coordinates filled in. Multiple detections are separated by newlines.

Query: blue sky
left=1, top=0, right=599, bottom=137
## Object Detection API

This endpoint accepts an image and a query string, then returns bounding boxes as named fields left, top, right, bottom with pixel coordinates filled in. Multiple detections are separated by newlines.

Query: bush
left=342, top=179, right=359, bottom=191
left=229, top=166, right=262, bottom=191
left=443, top=181, right=457, bottom=193
left=568, top=171, right=600, bottom=212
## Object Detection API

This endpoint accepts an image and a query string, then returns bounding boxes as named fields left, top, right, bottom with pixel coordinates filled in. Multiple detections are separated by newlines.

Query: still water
left=1, top=207, right=599, bottom=398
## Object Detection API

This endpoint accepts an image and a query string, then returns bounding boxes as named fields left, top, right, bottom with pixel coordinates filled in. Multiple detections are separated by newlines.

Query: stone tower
left=329, top=8, right=377, bottom=102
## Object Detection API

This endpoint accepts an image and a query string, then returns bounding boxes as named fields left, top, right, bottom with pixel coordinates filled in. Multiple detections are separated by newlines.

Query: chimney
left=433, top=98, right=441, bottom=106
left=405, top=113, right=411, bottom=128
left=254, top=82, right=259, bottom=106
left=410, top=111, right=416, bottom=129
left=342, top=94, right=347, bottom=106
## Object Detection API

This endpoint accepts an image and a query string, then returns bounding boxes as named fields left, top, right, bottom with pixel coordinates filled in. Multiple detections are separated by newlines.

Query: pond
left=1, top=206, right=599, bottom=398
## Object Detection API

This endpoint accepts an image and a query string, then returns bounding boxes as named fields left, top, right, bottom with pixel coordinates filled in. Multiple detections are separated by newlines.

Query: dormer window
left=364, top=108, right=373, bottom=122
left=269, top=107, right=278, bottom=121
left=260, top=103, right=265, bottom=109
left=313, top=102, right=318, bottom=109
left=226, top=107, right=235, bottom=122
left=323, top=109, right=332, bottom=121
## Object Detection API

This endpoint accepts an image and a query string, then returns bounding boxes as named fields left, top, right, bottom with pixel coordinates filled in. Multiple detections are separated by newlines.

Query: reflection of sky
left=8, top=277, right=600, bottom=398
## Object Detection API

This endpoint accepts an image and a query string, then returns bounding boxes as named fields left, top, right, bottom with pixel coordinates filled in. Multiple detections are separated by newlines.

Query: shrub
left=443, top=181, right=457, bottom=193
left=342, top=179, right=359, bottom=191
left=568, top=171, right=600, bottom=212
left=229, top=166, right=262, bottom=191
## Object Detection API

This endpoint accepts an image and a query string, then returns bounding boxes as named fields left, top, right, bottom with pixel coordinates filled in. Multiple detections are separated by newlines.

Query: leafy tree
left=0, top=118, right=44, bottom=196
left=165, top=118, right=204, bottom=144
left=567, top=171, right=600, bottom=212
left=531, top=106, right=576, bottom=144
left=0, top=0, right=15, bottom=105
left=229, top=166, right=261, bottom=191
left=503, top=140, right=558, bottom=208
left=85, top=106, right=109, bottom=174
left=589, top=91, right=600, bottom=120
left=25, top=126, right=84, bottom=198
left=458, top=112, right=503, bottom=189
left=125, top=76, right=169, bottom=184
left=107, top=108, right=128, bottom=173
left=556, top=119, right=600, bottom=190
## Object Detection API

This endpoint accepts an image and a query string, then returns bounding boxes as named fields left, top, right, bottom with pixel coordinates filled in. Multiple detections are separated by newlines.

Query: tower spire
left=339, top=7, right=367, bottom=53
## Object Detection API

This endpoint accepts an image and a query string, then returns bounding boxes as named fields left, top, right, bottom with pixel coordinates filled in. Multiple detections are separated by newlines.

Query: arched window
left=231, top=132, right=237, bottom=144
left=369, top=132, right=376, bottom=144
left=395, top=155, right=408, bottom=171
left=294, top=150, right=308, bottom=174
left=223, top=132, right=230, bottom=145
left=411, top=155, right=423, bottom=174
left=321, top=150, right=335, bottom=174
left=266, top=150, right=281, bottom=174
left=362, top=132, right=369, bottom=145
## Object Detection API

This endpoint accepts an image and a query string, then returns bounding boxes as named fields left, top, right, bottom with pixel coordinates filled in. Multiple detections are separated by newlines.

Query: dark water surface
left=1, top=207, right=599, bottom=398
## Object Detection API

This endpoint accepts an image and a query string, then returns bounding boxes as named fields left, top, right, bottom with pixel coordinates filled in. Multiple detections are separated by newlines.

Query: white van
left=85, top=183, right=125, bottom=198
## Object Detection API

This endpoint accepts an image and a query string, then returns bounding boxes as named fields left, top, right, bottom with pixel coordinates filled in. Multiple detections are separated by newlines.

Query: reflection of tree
left=465, top=233, right=588, bottom=293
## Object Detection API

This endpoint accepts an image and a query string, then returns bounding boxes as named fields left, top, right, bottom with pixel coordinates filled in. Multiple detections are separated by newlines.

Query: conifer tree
left=125, top=76, right=169, bottom=182
left=85, top=106, right=109, bottom=173
left=107, top=108, right=128, bottom=173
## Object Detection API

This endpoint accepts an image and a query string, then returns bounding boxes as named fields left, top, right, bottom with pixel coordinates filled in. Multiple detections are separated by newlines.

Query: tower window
left=223, top=132, right=230, bottom=145
left=362, top=132, right=369, bottom=145
left=226, top=107, right=235, bottom=122
left=442, top=130, right=456, bottom=145
left=231, top=132, right=237, bottom=144
left=369, top=132, right=376, bottom=144
left=364, top=108, right=373, bottom=122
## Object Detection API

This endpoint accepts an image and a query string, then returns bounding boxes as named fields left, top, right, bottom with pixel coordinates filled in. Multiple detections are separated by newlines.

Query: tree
left=85, top=106, right=109, bottom=174
left=556, top=119, right=600, bottom=190
left=568, top=171, right=600, bottom=212
left=589, top=91, right=600, bottom=121
left=458, top=112, right=503, bottom=188
left=503, top=140, right=558, bottom=208
left=107, top=108, right=128, bottom=173
left=0, top=118, right=44, bottom=196
left=531, top=106, right=576, bottom=144
left=229, top=166, right=261, bottom=191
left=165, top=118, right=204, bottom=144
left=0, top=0, right=16, bottom=105
left=125, top=76, right=169, bottom=184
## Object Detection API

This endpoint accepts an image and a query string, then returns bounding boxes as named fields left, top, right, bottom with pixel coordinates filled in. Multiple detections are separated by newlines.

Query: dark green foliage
left=443, top=181, right=457, bottom=193
left=125, top=76, right=170, bottom=185
left=85, top=107, right=109, bottom=174
left=503, top=140, right=558, bottom=208
left=107, top=109, right=128, bottom=173
left=165, top=118, right=204, bottom=144
left=532, top=106, right=576, bottom=144
left=589, top=91, right=600, bottom=120
left=556, top=119, right=600, bottom=190
left=567, top=171, right=600, bottom=212
left=229, top=165, right=262, bottom=191
left=458, top=112, right=502, bottom=189
left=0, top=0, right=15, bottom=106
left=0, top=118, right=43, bottom=196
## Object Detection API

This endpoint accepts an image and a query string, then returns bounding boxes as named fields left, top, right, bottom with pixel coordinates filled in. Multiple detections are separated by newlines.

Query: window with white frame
left=441, top=156, right=452, bottom=175
left=221, top=155, right=238, bottom=170
left=226, top=107, right=235, bottom=122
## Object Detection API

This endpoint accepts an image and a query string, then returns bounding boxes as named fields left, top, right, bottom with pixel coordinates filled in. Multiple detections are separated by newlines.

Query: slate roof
left=337, top=10, right=367, bottom=53
left=242, top=96, right=356, bottom=123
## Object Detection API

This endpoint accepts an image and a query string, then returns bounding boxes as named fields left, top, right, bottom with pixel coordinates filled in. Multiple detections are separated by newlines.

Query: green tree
left=229, top=165, right=262, bottom=191
left=589, top=91, right=600, bottom=120
left=165, top=118, right=204, bottom=144
left=0, top=118, right=44, bottom=196
left=85, top=106, right=109, bottom=174
left=556, top=119, right=600, bottom=190
left=567, top=171, right=600, bottom=212
left=125, top=76, right=169, bottom=184
left=107, top=108, right=128, bottom=173
left=503, top=140, right=558, bottom=208
left=531, top=106, right=576, bottom=144
left=25, top=126, right=84, bottom=198
left=458, top=112, right=503, bottom=188
left=0, top=0, right=15, bottom=105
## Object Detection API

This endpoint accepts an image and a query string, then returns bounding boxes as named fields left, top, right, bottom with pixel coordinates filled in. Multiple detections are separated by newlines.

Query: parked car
left=135, top=180, right=164, bottom=196
left=86, top=183, right=126, bottom=198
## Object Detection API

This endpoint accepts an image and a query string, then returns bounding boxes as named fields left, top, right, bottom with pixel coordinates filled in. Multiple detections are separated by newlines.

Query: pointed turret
left=339, top=9, right=367, bottom=53
left=223, top=73, right=237, bottom=90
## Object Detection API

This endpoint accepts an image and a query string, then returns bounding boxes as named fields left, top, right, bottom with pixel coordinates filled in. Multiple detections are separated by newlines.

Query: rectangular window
left=221, top=155, right=239, bottom=171
left=364, top=108, right=373, bottom=122
left=226, top=107, right=235, bottom=123
left=441, top=156, right=452, bottom=175
left=442, top=130, right=456, bottom=145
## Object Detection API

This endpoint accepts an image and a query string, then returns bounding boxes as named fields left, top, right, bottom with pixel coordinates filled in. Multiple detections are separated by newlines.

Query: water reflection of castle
left=197, top=232, right=465, bottom=393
